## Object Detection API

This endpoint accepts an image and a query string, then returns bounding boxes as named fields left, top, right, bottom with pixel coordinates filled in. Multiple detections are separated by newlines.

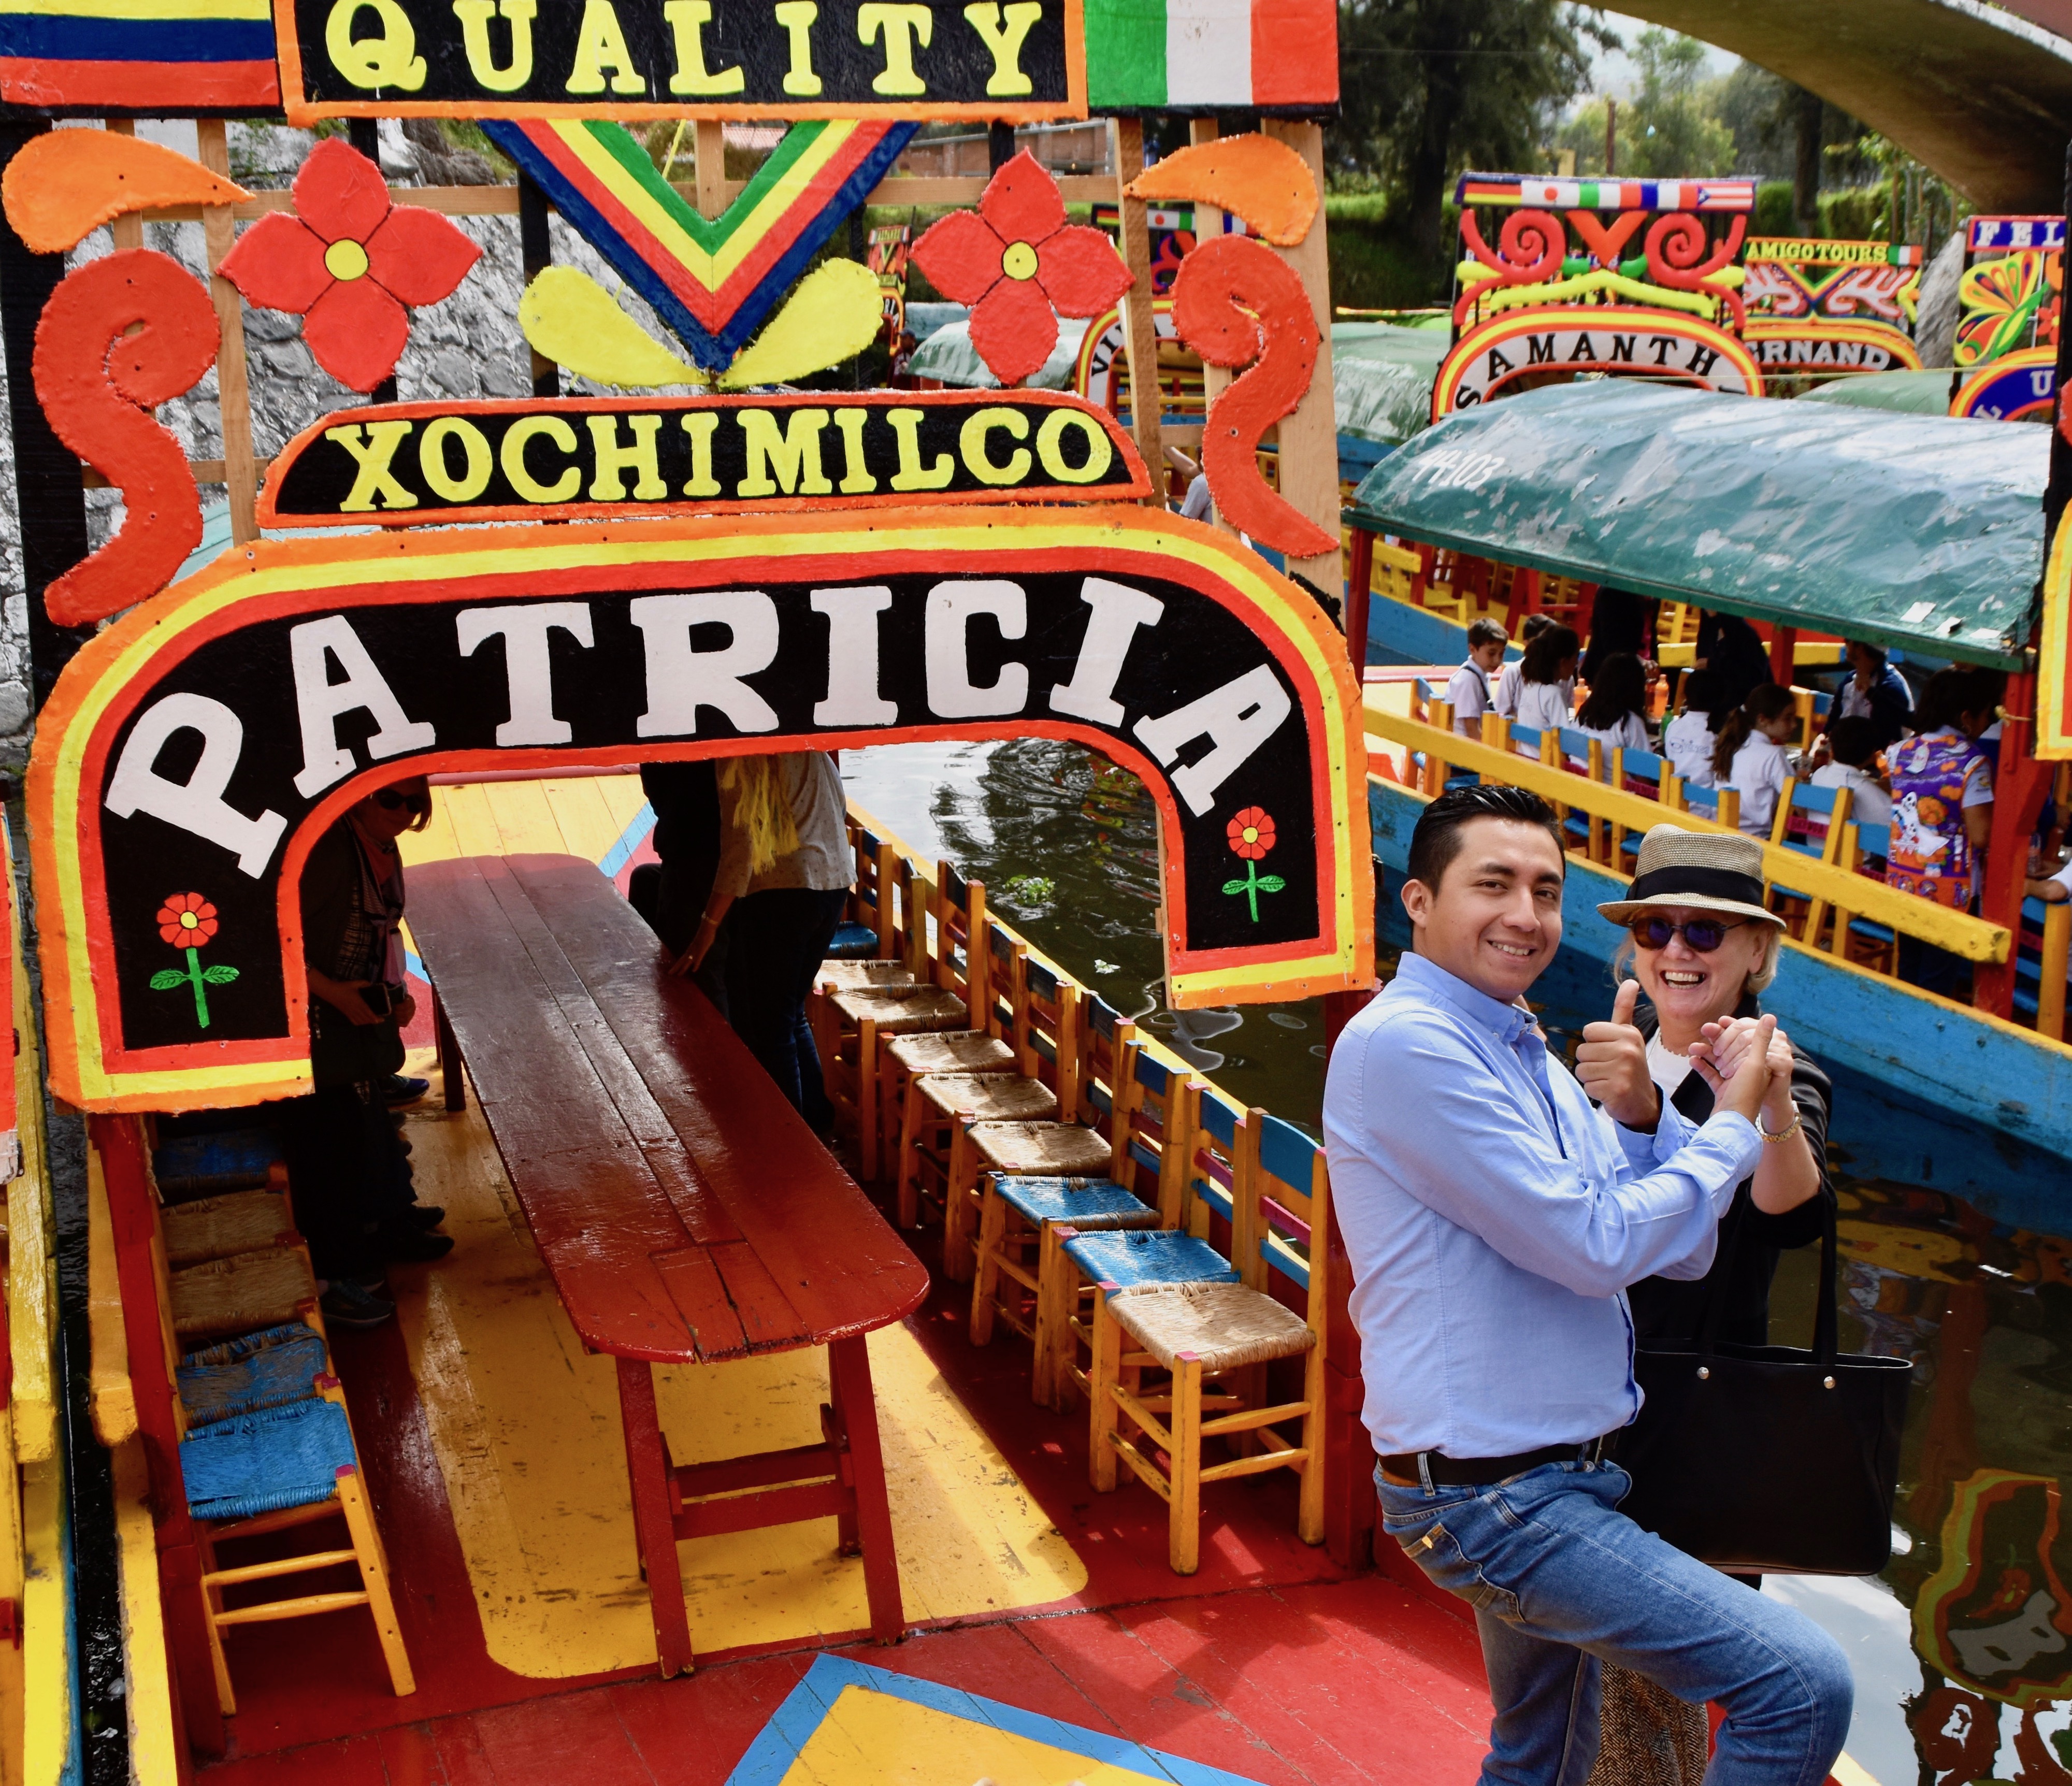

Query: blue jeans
left=1378, top=1461, right=1852, bottom=1786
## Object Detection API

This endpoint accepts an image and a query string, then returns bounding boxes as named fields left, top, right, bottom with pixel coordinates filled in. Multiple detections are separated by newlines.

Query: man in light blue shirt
left=1325, top=784, right=1851, bottom=1786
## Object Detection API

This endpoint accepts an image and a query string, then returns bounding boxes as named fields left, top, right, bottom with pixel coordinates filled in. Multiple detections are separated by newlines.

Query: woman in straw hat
left=1581, top=823, right=1833, bottom=1786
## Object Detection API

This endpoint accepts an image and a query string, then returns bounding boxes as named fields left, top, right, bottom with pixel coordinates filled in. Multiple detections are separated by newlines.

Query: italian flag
left=1085, top=0, right=1339, bottom=109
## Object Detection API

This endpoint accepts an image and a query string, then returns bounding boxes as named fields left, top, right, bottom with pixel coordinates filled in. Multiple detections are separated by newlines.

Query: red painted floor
left=193, top=1208, right=1491, bottom=1784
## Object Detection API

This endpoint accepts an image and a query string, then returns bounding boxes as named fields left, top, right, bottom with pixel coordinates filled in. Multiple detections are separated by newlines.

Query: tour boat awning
left=1344, top=380, right=2047, bottom=669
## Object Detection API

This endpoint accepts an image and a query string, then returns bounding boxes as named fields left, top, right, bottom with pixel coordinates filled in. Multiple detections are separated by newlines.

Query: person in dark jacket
left=285, top=773, right=451, bottom=1330
left=1579, top=585, right=1657, bottom=685
left=1575, top=823, right=1833, bottom=1786
left=1820, top=641, right=1913, bottom=755
left=1694, top=611, right=1772, bottom=715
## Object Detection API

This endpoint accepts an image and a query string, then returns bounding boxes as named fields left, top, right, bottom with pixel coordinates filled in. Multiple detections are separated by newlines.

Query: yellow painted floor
left=392, top=1082, right=1087, bottom=1681
left=399, top=773, right=653, bottom=873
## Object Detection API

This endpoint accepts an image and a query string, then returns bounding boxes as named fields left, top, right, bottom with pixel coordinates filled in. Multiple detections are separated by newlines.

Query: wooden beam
left=1109, top=119, right=1164, bottom=507
left=695, top=119, right=728, bottom=220
left=1261, top=119, right=1341, bottom=597
left=194, top=120, right=257, bottom=546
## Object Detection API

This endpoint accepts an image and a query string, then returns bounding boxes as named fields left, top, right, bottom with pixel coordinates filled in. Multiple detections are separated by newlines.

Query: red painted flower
left=157, top=892, right=219, bottom=948
left=912, top=149, right=1133, bottom=386
left=218, top=137, right=481, bottom=393
left=1227, top=808, right=1276, bottom=860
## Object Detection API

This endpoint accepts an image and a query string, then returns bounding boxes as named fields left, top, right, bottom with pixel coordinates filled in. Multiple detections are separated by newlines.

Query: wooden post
left=1344, top=528, right=1374, bottom=670
left=696, top=120, right=728, bottom=220
left=1768, top=624, right=1798, bottom=687
left=2039, top=902, right=2070, bottom=1042
left=1109, top=118, right=1164, bottom=501
left=1188, top=117, right=1231, bottom=523
left=1975, top=671, right=2052, bottom=1017
left=517, top=172, right=558, bottom=398
left=1260, top=119, right=1340, bottom=596
left=195, top=120, right=257, bottom=546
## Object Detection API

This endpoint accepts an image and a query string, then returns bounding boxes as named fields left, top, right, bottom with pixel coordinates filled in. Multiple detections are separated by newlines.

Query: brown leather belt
left=1379, top=1437, right=1609, bottom=1488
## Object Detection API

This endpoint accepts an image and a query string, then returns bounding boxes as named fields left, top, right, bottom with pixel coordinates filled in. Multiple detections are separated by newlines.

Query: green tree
left=1330, top=0, right=1613, bottom=277
left=1556, top=28, right=1731, bottom=178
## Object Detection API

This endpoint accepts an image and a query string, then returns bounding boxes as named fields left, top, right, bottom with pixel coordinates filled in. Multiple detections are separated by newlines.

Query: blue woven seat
left=823, top=920, right=881, bottom=960
left=178, top=1322, right=327, bottom=1427
left=182, top=1395, right=356, bottom=1522
left=995, top=1176, right=1158, bottom=1231
left=1063, top=1227, right=1237, bottom=1291
left=154, top=1128, right=282, bottom=1200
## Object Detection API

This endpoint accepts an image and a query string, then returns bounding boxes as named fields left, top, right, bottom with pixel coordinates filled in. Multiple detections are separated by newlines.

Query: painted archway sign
left=1951, top=344, right=2058, bottom=422
left=1431, top=305, right=1761, bottom=419
left=1744, top=320, right=1923, bottom=377
left=30, top=507, right=1371, bottom=1112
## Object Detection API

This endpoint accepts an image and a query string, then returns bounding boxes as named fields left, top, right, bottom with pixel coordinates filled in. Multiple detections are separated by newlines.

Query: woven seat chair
left=152, top=1127, right=287, bottom=1202
left=178, top=1322, right=329, bottom=1426
left=969, top=1035, right=1193, bottom=1405
left=817, top=959, right=916, bottom=995
left=822, top=983, right=971, bottom=1182
left=880, top=864, right=1022, bottom=1222
left=161, top=1189, right=298, bottom=1269
left=182, top=1377, right=414, bottom=1710
left=168, top=1244, right=320, bottom=1343
left=1089, top=1113, right=1332, bottom=1574
left=1049, top=1086, right=1249, bottom=1411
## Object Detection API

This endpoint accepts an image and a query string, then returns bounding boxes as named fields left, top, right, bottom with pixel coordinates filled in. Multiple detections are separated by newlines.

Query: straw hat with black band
left=1595, top=825, right=1786, bottom=930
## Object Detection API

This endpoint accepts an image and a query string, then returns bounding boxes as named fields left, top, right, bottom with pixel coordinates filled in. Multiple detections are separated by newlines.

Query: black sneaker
left=403, top=1204, right=445, bottom=1231
left=380, top=1227, right=454, bottom=1263
left=382, top=1073, right=430, bottom=1107
left=320, top=1280, right=395, bottom=1329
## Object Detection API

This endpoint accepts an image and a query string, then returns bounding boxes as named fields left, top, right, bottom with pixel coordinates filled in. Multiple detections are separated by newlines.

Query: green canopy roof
left=1344, top=381, right=2046, bottom=668
left=1331, top=322, right=1446, bottom=448
left=1798, top=369, right=1960, bottom=415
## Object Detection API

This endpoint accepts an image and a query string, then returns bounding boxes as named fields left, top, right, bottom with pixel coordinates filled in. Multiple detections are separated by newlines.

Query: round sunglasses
left=372, top=786, right=430, bottom=815
left=1627, top=915, right=1747, bottom=954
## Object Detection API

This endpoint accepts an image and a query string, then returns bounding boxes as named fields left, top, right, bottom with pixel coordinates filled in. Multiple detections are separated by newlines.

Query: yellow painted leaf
left=718, top=257, right=884, bottom=391
left=517, top=266, right=704, bottom=389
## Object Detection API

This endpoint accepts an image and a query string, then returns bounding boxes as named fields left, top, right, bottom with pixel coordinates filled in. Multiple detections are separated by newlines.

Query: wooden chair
left=1051, top=1084, right=1247, bottom=1413
left=1832, top=819, right=1900, bottom=976
left=968, top=1030, right=1185, bottom=1406
left=1766, top=778, right=1853, bottom=943
left=1679, top=781, right=1741, bottom=834
left=882, top=862, right=1023, bottom=1221
left=182, top=1373, right=414, bottom=1711
left=1607, top=745, right=1678, bottom=868
left=161, top=1189, right=298, bottom=1270
left=937, top=960, right=1089, bottom=1279
left=815, top=831, right=914, bottom=995
left=1087, top=1111, right=1330, bottom=1574
left=1555, top=727, right=1605, bottom=859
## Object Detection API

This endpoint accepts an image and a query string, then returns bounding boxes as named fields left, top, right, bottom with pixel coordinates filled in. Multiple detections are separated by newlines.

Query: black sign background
left=262, top=395, right=1147, bottom=525
left=285, top=0, right=1077, bottom=116
left=97, top=566, right=1322, bottom=1056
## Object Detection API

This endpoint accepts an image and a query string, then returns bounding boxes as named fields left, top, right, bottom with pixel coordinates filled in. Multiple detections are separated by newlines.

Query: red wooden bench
left=407, top=852, right=929, bottom=1677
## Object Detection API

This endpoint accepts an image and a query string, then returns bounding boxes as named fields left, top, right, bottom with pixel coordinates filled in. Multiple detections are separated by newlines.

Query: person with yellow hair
left=678, top=752, right=853, bottom=1130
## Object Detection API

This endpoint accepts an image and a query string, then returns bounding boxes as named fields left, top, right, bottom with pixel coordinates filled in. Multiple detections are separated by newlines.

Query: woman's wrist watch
left=1757, top=1107, right=1804, bottom=1144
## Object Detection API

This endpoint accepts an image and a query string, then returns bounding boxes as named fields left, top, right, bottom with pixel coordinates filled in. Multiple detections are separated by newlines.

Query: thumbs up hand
left=1575, top=978, right=1661, bottom=1130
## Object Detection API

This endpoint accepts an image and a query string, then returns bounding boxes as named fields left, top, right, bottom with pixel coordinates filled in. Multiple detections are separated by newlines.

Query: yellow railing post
left=2040, top=902, right=2071, bottom=1042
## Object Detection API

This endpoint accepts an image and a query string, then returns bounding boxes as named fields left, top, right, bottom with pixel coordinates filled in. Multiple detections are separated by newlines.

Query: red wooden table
left=407, top=852, right=930, bottom=1676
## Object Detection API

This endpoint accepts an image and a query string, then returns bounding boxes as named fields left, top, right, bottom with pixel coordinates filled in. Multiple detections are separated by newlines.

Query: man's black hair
left=1406, top=784, right=1567, bottom=893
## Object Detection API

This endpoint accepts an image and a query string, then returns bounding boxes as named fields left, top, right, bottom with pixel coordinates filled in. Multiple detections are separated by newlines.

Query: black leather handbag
left=1614, top=1200, right=1912, bottom=1575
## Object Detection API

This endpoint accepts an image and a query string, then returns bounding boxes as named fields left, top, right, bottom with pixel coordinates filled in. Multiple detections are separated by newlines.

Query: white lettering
left=1132, top=663, right=1292, bottom=815
left=290, top=615, right=437, bottom=799
left=105, top=693, right=289, bottom=878
left=811, top=586, right=899, bottom=727
left=925, top=580, right=1027, bottom=718
left=629, top=591, right=781, bottom=736
left=455, top=601, right=595, bottom=746
left=1048, top=578, right=1163, bottom=728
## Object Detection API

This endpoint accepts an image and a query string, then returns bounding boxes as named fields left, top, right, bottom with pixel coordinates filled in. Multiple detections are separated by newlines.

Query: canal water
left=843, top=737, right=2072, bottom=1786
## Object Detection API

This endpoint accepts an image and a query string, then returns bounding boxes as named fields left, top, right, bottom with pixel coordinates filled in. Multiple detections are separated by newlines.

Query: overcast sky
left=1587, top=11, right=1738, bottom=100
